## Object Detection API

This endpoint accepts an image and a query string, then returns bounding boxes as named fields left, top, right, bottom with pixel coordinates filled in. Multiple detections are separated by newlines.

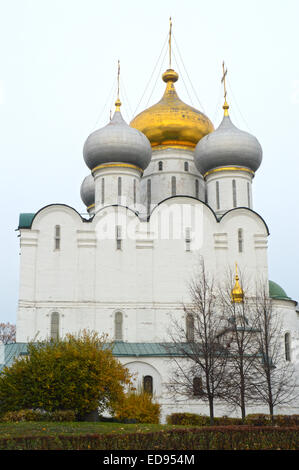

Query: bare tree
left=0, top=323, right=16, bottom=344
left=217, top=269, right=261, bottom=421
left=250, top=285, right=298, bottom=422
left=166, top=261, right=229, bottom=425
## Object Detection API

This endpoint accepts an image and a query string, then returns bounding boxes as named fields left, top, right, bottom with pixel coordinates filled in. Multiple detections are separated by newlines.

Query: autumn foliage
left=0, top=331, right=131, bottom=419
left=113, top=389, right=160, bottom=424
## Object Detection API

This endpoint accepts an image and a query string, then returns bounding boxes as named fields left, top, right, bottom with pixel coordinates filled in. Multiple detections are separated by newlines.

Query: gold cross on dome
left=168, top=17, right=172, bottom=69
left=221, top=61, right=229, bottom=116
left=221, top=61, right=228, bottom=100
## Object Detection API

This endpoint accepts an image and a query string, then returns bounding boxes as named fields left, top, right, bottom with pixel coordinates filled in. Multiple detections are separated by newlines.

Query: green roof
left=269, top=280, right=291, bottom=300
left=0, top=342, right=186, bottom=371
left=18, top=213, right=35, bottom=229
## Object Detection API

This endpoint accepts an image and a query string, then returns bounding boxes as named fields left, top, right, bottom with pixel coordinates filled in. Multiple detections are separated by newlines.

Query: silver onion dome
left=83, top=106, right=152, bottom=171
left=194, top=115, right=263, bottom=176
left=80, top=174, right=95, bottom=208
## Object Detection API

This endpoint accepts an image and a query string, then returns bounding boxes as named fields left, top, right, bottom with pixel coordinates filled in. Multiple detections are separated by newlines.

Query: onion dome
left=80, top=174, right=95, bottom=208
left=269, top=281, right=291, bottom=301
left=83, top=100, right=152, bottom=171
left=195, top=102, right=263, bottom=176
left=231, top=264, right=244, bottom=304
left=130, top=68, right=214, bottom=150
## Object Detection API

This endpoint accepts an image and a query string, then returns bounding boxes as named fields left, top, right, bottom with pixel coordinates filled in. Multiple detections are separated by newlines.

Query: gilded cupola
left=130, top=68, right=214, bottom=150
left=130, top=18, right=214, bottom=150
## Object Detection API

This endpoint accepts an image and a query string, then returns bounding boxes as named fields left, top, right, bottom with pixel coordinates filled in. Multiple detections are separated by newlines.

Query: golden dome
left=130, top=69, right=214, bottom=150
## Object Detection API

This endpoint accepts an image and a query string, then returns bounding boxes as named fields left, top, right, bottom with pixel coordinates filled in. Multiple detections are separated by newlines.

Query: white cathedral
left=4, top=35, right=298, bottom=421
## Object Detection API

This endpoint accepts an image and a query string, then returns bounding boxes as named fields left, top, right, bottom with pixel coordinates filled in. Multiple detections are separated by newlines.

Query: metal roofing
left=0, top=342, right=185, bottom=371
left=269, top=280, right=291, bottom=300
left=18, top=213, right=35, bottom=229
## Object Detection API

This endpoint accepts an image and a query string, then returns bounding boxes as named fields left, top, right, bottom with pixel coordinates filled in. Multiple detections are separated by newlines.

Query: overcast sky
left=0, top=0, right=298, bottom=323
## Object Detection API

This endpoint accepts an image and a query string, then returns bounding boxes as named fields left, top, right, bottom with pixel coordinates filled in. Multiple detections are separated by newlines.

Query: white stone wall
left=17, top=198, right=269, bottom=342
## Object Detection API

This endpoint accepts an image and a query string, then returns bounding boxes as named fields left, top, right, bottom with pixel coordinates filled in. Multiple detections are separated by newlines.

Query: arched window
left=143, top=375, right=153, bottom=395
left=186, top=313, right=194, bottom=342
left=101, top=178, right=105, bottom=205
left=114, top=312, right=123, bottom=341
left=50, top=312, right=59, bottom=340
left=116, top=225, right=122, bottom=250
left=193, top=377, right=203, bottom=396
left=216, top=181, right=220, bottom=210
left=285, top=333, right=291, bottom=361
left=185, top=227, right=191, bottom=252
left=147, top=179, right=151, bottom=214
left=133, top=179, right=137, bottom=206
left=158, top=161, right=163, bottom=171
left=118, top=177, right=122, bottom=203
left=238, top=228, right=243, bottom=253
left=247, top=182, right=251, bottom=208
left=54, top=225, right=60, bottom=250
left=232, top=179, right=237, bottom=208
left=195, top=179, right=199, bottom=199
left=171, top=176, right=176, bottom=196
left=184, top=161, right=189, bottom=172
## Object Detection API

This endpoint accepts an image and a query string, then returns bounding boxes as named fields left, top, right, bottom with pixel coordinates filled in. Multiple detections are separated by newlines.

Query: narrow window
left=54, top=225, right=60, bottom=250
left=285, top=333, right=291, bottom=361
left=232, top=179, right=237, bottom=208
left=116, top=225, right=122, bottom=250
left=133, top=179, right=137, bottom=206
left=147, top=179, right=151, bottom=214
left=238, top=228, right=243, bottom=253
left=247, top=182, right=251, bottom=208
left=205, top=185, right=208, bottom=204
left=195, top=179, right=199, bottom=199
left=118, top=177, right=122, bottom=203
left=158, top=161, right=163, bottom=171
left=216, top=181, right=220, bottom=210
left=101, top=178, right=105, bottom=205
left=114, top=312, right=123, bottom=341
left=193, top=377, right=203, bottom=397
left=185, top=227, right=191, bottom=252
left=171, top=176, right=176, bottom=196
left=143, top=375, right=153, bottom=395
left=186, top=313, right=194, bottom=342
left=184, top=161, right=189, bottom=172
left=50, top=312, right=59, bottom=340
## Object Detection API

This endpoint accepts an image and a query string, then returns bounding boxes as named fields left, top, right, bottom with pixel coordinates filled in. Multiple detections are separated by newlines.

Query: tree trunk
left=208, top=397, right=214, bottom=425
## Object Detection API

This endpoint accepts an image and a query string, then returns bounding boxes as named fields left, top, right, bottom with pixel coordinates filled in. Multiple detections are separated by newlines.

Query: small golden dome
left=130, top=69, right=214, bottom=150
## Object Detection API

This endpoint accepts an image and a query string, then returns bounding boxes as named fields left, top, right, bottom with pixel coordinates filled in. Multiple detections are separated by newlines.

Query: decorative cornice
left=204, top=166, right=255, bottom=178
left=92, top=163, right=143, bottom=174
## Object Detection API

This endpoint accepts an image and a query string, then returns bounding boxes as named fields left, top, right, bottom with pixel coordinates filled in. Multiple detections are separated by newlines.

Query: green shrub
left=113, top=390, right=160, bottom=424
left=166, top=413, right=210, bottom=426
left=245, top=414, right=272, bottom=426
left=48, top=410, right=76, bottom=422
left=214, top=416, right=243, bottom=426
left=0, top=409, right=45, bottom=423
left=0, top=409, right=76, bottom=423
left=273, top=415, right=299, bottom=427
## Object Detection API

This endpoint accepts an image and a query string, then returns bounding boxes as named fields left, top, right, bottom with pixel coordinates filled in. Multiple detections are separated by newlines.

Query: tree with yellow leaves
left=0, top=331, right=131, bottom=420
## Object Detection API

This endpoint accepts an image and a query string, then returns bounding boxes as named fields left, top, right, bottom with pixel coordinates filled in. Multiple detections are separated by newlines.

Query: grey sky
left=0, top=0, right=298, bottom=323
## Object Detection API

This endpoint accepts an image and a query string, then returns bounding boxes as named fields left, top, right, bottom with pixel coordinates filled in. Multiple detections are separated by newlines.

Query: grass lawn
left=0, top=422, right=180, bottom=438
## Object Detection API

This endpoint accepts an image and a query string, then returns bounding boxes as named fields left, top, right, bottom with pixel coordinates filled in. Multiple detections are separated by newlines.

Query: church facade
left=10, top=52, right=299, bottom=421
